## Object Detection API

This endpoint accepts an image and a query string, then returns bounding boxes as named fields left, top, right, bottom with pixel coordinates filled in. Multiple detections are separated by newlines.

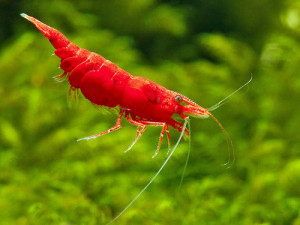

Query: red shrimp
left=21, top=13, right=232, bottom=158
left=21, top=14, right=247, bottom=223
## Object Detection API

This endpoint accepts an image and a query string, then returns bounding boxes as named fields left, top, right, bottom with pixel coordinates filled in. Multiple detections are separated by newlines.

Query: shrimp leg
left=165, top=126, right=171, bottom=154
left=124, top=114, right=147, bottom=153
left=134, top=121, right=169, bottom=158
left=153, top=124, right=170, bottom=158
left=77, top=111, right=124, bottom=141
left=125, top=116, right=171, bottom=157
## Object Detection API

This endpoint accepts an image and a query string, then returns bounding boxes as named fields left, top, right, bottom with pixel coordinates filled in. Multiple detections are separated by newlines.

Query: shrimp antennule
left=208, top=75, right=253, bottom=111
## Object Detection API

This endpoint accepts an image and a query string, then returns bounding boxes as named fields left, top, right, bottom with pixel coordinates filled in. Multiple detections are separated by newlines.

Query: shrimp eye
left=175, top=95, right=182, bottom=102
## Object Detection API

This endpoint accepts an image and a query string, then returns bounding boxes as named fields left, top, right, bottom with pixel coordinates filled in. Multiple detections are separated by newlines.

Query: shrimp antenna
left=207, top=112, right=234, bottom=168
left=208, top=75, right=253, bottom=111
left=178, top=118, right=191, bottom=192
left=106, top=118, right=189, bottom=225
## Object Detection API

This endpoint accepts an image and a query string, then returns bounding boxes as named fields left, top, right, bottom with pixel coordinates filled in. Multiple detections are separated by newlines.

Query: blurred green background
left=1, top=0, right=300, bottom=224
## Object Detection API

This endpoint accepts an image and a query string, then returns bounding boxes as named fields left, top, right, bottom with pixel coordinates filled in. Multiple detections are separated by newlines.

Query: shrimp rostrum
left=21, top=14, right=230, bottom=157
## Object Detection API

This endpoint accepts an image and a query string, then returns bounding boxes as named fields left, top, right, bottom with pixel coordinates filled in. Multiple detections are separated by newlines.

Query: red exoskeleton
left=21, top=13, right=231, bottom=157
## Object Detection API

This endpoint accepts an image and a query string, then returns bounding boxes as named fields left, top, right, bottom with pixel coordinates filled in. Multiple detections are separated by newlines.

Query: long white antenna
left=106, top=118, right=189, bottom=224
left=178, top=119, right=191, bottom=192
left=208, top=75, right=253, bottom=111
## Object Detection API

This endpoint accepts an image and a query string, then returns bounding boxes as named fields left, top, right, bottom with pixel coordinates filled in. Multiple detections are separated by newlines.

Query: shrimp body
left=22, top=14, right=221, bottom=154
